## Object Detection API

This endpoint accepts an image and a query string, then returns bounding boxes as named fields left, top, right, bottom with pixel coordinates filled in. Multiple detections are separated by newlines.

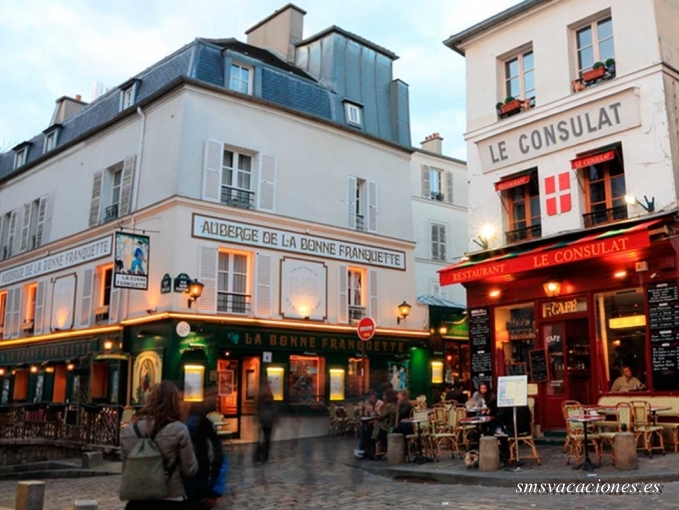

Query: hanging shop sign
left=0, top=338, right=100, bottom=364
left=114, top=232, right=150, bottom=290
left=542, top=297, right=588, bottom=318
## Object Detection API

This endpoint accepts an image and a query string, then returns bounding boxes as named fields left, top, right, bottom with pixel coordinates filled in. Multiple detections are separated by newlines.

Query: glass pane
left=229, top=77, right=239, bottom=91
left=589, top=181, right=606, bottom=204
left=578, top=46, right=594, bottom=71
left=508, top=77, right=520, bottom=98
left=237, top=172, right=251, bottom=190
left=224, top=168, right=233, bottom=186
left=113, top=171, right=122, bottom=186
left=545, top=323, right=565, bottom=395
left=530, top=196, right=541, bottom=217
left=223, top=151, right=234, bottom=168
left=218, top=253, right=230, bottom=271
left=233, top=254, right=247, bottom=273
left=240, top=67, right=249, bottom=82
left=232, top=274, right=246, bottom=293
left=523, top=70, right=535, bottom=98
left=505, top=58, right=519, bottom=78
left=238, top=154, right=252, bottom=172
left=599, top=38, right=615, bottom=62
left=576, top=26, right=592, bottom=49
left=597, top=18, right=613, bottom=40
left=611, top=175, right=626, bottom=199
left=523, top=51, right=534, bottom=70
left=513, top=202, right=526, bottom=221
left=217, top=272, right=229, bottom=292
left=588, top=164, right=604, bottom=181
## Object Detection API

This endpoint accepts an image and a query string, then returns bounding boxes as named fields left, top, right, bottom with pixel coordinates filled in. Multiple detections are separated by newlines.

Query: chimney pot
left=421, top=132, right=444, bottom=154
left=75, top=94, right=82, bottom=101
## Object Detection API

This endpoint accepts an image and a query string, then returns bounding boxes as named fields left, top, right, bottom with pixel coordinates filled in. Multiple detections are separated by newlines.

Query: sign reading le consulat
left=192, top=214, right=406, bottom=270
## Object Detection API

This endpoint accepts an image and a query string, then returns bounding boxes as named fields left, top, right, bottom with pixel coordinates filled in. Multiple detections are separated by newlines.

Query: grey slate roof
left=417, top=295, right=466, bottom=309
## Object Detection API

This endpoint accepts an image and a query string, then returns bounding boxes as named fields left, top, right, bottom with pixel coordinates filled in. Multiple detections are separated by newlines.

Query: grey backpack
left=119, top=422, right=178, bottom=501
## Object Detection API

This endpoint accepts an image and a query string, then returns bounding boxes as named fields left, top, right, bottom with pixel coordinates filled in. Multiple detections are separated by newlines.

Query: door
left=565, top=318, right=592, bottom=405
left=217, top=358, right=240, bottom=436
left=542, top=322, right=567, bottom=429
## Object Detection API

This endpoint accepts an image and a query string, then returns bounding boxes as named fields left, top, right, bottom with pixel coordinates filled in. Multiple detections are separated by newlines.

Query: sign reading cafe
left=192, top=214, right=406, bottom=270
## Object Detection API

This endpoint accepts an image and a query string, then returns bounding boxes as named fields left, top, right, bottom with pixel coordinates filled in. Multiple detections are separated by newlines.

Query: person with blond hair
left=121, top=380, right=198, bottom=509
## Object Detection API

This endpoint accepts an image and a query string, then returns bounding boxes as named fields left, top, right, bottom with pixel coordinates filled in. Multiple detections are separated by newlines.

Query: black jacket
left=497, top=406, right=532, bottom=436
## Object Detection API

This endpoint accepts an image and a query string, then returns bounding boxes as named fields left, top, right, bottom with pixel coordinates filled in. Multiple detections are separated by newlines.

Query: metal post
left=361, top=341, right=367, bottom=393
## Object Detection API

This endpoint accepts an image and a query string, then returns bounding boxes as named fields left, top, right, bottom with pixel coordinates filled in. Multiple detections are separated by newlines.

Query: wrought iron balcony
left=505, top=224, right=542, bottom=245
left=583, top=205, right=628, bottom=228
left=430, top=192, right=445, bottom=202
left=104, top=203, right=119, bottom=222
left=217, top=293, right=250, bottom=314
left=221, top=187, right=255, bottom=209
left=349, top=306, right=366, bottom=321
left=355, top=214, right=365, bottom=232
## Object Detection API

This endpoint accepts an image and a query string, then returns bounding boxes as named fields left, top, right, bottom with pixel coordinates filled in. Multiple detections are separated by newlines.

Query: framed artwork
left=266, top=366, right=284, bottom=401
left=131, top=351, right=163, bottom=405
left=246, top=369, right=256, bottom=400
left=35, top=374, right=44, bottom=402
left=218, top=370, right=234, bottom=396
left=184, top=365, right=205, bottom=402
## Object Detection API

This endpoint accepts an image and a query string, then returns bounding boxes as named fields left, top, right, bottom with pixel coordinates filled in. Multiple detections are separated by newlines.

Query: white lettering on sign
left=0, top=236, right=113, bottom=287
left=478, top=88, right=641, bottom=172
left=192, top=214, right=406, bottom=270
left=115, top=274, right=147, bottom=289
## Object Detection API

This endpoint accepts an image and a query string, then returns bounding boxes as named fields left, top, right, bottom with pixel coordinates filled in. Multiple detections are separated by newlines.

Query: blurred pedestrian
left=255, top=379, right=277, bottom=463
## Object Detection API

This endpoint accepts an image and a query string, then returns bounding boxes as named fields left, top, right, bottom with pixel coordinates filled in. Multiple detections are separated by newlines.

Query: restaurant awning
left=571, top=149, right=615, bottom=169
left=494, top=169, right=534, bottom=192
left=439, top=219, right=663, bottom=286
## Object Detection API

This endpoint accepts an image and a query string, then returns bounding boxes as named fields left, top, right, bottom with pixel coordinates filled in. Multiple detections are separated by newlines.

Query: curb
left=0, top=469, right=121, bottom=481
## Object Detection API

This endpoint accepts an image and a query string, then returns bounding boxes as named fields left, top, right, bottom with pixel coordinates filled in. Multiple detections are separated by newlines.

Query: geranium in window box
left=499, top=97, right=522, bottom=115
left=581, top=62, right=606, bottom=83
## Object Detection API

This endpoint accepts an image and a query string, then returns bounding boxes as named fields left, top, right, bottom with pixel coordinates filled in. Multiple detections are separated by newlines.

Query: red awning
left=439, top=219, right=662, bottom=286
left=494, top=174, right=531, bottom=192
left=571, top=150, right=615, bottom=170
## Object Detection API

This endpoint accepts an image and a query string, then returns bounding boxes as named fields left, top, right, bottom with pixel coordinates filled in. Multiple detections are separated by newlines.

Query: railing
left=217, top=293, right=250, bottom=314
left=355, top=214, right=365, bottom=231
left=583, top=205, right=628, bottom=228
left=104, top=203, right=119, bottom=222
left=221, top=187, right=255, bottom=209
left=349, top=306, right=366, bottom=321
left=505, top=224, right=542, bottom=244
left=0, top=403, right=122, bottom=447
left=430, top=192, right=445, bottom=202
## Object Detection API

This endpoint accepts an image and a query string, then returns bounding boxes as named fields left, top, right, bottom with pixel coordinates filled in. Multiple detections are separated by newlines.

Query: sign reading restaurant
left=0, top=236, right=113, bottom=287
left=479, top=88, right=641, bottom=172
left=192, top=214, right=406, bottom=270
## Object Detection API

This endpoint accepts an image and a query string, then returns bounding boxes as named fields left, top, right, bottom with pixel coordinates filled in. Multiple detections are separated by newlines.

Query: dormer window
left=344, top=101, right=363, bottom=127
left=42, top=125, right=62, bottom=153
left=12, top=143, right=31, bottom=170
left=119, top=79, right=140, bottom=111
left=229, top=63, right=252, bottom=95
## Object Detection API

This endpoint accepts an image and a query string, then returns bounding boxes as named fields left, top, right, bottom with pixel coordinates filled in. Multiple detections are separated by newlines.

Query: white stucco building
left=440, top=0, right=679, bottom=431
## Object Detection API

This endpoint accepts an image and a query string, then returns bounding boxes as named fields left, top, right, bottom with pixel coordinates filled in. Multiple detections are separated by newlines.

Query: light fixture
left=396, top=301, right=412, bottom=324
left=439, top=325, right=448, bottom=336
left=67, top=363, right=75, bottom=371
left=103, top=340, right=114, bottom=351
left=187, top=279, right=205, bottom=309
left=473, top=224, right=497, bottom=249
left=45, top=366, right=54, bottom=373
left=624, top=194, right=655, bottom=212
left=614, top=270, right=628, bottom=279
left=543, top=279, right=562, bottom=298
left=0, top=368, right=5, bottom=376
left=431, top=361, right=444, bottom=384
left=489, top=289, right=501, bottom=298
left=30, top=366, right=38, bottom=373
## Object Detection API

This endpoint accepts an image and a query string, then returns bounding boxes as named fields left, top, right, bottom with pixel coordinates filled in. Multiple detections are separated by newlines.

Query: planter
left=581, top=66, right=606, bottom=83
left=499, top=99, right=522, bottom=115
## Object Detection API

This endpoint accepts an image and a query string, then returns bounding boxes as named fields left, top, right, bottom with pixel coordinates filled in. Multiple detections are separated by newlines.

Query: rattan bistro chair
left=508, top=397, right=541, bottom=465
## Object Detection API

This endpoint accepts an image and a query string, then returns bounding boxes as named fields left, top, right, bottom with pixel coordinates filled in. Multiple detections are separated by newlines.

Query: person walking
left=255, top=380, right=277, bottom=463
left=120, top=380, right=198, bottom=510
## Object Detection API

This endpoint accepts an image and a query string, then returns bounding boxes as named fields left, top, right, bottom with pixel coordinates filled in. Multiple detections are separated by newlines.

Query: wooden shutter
left=79, top=268, right=94, bottom=327
left=257, top=155, right=277, bottom=213
left=41, top=193, right=55, bottom=246
left=346, top=176, right=357, bottom=229
left=338, top=264, right=349, bottom=324
left=429, top=280, right=441, bottom=298
left=109, top=287, right=121, bottom=324
left=445, top=171, right=454, bottom=205
left=198, top=245, right=217, bottom=314
left=202, top=139, right=223, bottom=203
left=89, top=170, right=104, bottom=226
left=119, top=155, right=136, bottom=216
left=421, top=165, right=430, bottom=198
left=10, top=287, right=21, bottom=338
left=3, top=289, right=14, bottom=340
left=368, top=269, right=379, bottom=324
left=33, top=280, right=46, bottom=335
left=6, top=210, right=17, bottom=258
left=254, top=253, right=272, bottom=318
left=19, top=203, right=31, bottom=252
left=431, top=224, right=440, bottom=260
left=440, top=225, right=447, bottom=261
left=35, top=196, right=48, bottom=247
left=367, top=181, right=378, bottom=233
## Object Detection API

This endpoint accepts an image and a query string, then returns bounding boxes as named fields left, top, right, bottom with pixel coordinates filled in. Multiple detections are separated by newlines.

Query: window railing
left=505, top=223, right=542, bottom=244
left=349, top=305, right=366, bottom=321
left=217, top=293, right=250, bottom=314
left=104, top=203, right=119, bottom=222
left=573, top=61, right=616, bottom=93
left=355, top=215, right=365, bottom=231
left=221, top=187, right=255, bottom=209
left=583, top=205, right=628, bottom=228
left=430, top=192, right=445, bottom=202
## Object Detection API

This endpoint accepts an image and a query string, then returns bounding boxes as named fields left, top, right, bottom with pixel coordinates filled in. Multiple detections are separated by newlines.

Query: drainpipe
left=132, top=107, right=146, bottom=213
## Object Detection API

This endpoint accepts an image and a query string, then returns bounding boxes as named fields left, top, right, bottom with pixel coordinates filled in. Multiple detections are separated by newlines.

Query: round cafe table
left=459, top=415, right=494, bottom=446
left=566, top=414, right=601, bottom=471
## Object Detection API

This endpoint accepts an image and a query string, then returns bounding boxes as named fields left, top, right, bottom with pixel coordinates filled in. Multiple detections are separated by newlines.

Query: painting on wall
left=1, top=379, right=9, bottom=404
left=387, top=361, right=409, bottom=391
left=218, top=370, right=234, bottom=396
left=131, top=351, right=163, bottom=405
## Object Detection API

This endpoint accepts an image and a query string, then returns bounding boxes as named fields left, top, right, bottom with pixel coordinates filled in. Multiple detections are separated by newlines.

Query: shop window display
left=289, top=355, right=325, bottom=403
left=495, top=302, right=535, bottom=371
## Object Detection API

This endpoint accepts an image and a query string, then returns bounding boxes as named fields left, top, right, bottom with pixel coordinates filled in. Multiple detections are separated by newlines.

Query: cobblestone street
left=0, top=437, right=678, bottom=509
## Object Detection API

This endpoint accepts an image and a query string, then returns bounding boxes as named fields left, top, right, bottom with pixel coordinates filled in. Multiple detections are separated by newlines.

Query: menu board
left=648, top=281, right=679, bottom=342
left=469, top=307, right=493, bottom=391
left=529, top=349, right=549, bottom=383
left=506, top=362, right=527, bottom=376
left=651, top=342, right=679, bottom=391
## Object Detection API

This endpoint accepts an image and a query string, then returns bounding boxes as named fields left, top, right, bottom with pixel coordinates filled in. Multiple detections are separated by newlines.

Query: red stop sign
left=357, top=317, right=376, bottom=341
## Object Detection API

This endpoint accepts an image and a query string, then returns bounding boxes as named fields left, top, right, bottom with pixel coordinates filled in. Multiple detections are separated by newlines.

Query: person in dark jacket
left=255, top=380, right=277, bottom=463
left=494, top=405, right=532, bottom=465
left=392, top=389, right=414, bottom=435
left=446, top=383, right=469, bottom=405
left=184, top=390, right=228, bottom=510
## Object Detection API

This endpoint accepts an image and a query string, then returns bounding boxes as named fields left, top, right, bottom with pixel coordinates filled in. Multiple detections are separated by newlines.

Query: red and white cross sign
left=544, top=172, right=572, bottom=216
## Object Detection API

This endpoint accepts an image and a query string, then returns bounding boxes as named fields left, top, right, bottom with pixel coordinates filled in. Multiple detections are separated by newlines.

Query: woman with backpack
left=120, top=380, right=198, bottom=510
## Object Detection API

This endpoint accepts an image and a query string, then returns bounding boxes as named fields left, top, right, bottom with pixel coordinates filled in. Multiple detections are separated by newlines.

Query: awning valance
left=439, top=219, right=662, bottom=286
left=571, top=149, right=615, bottom=170
left=494, top=173, right=531, bottom=192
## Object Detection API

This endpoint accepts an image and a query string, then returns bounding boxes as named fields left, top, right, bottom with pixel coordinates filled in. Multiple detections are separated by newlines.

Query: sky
left=0, top=0, right=522, bottom=161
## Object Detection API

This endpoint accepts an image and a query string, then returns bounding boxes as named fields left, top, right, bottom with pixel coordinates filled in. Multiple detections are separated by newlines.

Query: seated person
left=610, top=366, right=646, bottom=392
left=393, top=389, right=414, bottom=436
left=354, top=390, right=384, bottom=459
left=369, top=390, right=398, bottom=458
left=447, top=382, right=469, bottom=405
left=494, top=406, right=532, bottom=465
left=470, top=382, right=494, bottom=412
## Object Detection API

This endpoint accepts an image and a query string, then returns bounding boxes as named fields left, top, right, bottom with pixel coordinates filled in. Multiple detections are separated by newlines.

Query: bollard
left=614, top=432, right=638, bottom=470
left=479, top=436, right=500, bottom=472
left=15, top=481, right=45, bottom=510
left=81, top=451, right=103, bottom=469
left=387, top=433, right=405, bottom=465
left=73, top=501, right=98, bottom=510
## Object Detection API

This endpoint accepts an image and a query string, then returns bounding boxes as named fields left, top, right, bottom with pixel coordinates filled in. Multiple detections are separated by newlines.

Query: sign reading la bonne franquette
left=192, top=214, right=406, bottom=270
left=0, top=236, right=112, bottom=287
left=478, top=88, right=641, bottom=172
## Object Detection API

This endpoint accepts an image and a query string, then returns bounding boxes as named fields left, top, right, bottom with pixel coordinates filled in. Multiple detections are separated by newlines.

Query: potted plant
left=496, top=102, right=504, bottom=113
left=605, top=57, right=616, bottom=75
left=499, top=96, right=523, bottom=115
left=582, top=61, right=606, bottom=82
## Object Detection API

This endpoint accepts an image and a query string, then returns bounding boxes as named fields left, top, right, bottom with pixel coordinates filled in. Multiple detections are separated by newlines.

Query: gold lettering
left=310, top=338, right=316, bottom=349
left=390, top=342, right=396, bottom=352
left=322, top=338, right=328, bottom=349
left=366, top=341, right=372, bottom=351
left=300, top=337, right=308, bottom=348
left=290, top=336, right=298, bottom=347
left=374, top=341, right=380, bottom=352
left=254, top=334, right=262, bottom=345
left=399, top=342, right=404, bottom=353
left=280, top=335, right=287, bottom=347
left=330, top=338, right=337, bottom=350
left=348, top=339, right=355, bottom=350
left=270, top=335, right=277, bottom=347
left=339, top=339, right=346, bottom=350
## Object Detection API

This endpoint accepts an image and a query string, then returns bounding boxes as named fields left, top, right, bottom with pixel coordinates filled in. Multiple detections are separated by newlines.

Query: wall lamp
left=187, top=279, right=205, bottom=309
left=396, top=301, right=412, bottom=324
left=438, top=325, right=448, bottom=336
left=472, top=224, right=497, bottom=250
left=543, top=279, right=562, bottom=298
left=103, top=340, right=114, bottom=351
left=625, top=194, right=655, bottom=212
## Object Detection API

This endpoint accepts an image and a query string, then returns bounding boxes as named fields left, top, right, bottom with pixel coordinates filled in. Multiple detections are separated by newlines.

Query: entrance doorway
left=541, top=318, right=592, bottom=429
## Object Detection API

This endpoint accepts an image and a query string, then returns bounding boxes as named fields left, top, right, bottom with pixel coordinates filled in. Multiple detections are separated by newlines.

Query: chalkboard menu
left=529, top=349, right=549, bottom=383
left=651, top=342, right=679, bottom=391
left=506, top=362, right=527, bottom=376
left=648, top=281, right=679, bottom=390
left=469, top=307, right=493, bottom=390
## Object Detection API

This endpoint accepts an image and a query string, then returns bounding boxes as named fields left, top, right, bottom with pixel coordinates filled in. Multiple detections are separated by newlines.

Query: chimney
left=50, top=95, right=87, bottom=125
left=421, top=133, right=443, bottom=154
left=245, top=4, right=306, bottom=63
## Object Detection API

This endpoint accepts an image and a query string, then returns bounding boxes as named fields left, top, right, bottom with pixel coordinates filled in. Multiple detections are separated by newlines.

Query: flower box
left=499, top=99, right=523, bottom=115
left=581, top=66, right=606, bottom=83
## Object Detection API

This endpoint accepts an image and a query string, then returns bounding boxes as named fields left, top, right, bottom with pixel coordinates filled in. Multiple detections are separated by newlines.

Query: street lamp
left=397, top=301, right=412, bottom=324
left=187, top=279, right=204, bottom=309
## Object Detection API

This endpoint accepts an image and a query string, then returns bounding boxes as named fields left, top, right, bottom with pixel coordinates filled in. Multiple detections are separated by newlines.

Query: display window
left=289, top=355, right=325, bottom=403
